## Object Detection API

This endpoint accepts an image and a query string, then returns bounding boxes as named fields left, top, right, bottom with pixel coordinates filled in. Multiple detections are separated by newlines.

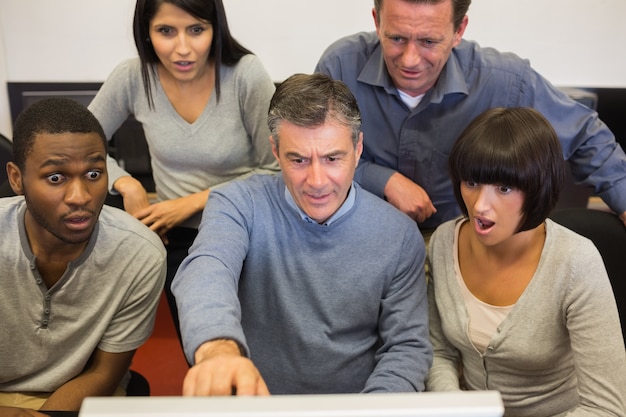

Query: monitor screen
left=79, top=391, right=504, bottom=417
left=7, top=82, right=102, bottom=125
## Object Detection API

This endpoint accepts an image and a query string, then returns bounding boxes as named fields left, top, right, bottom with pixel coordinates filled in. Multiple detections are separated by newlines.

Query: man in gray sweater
left=173, top=73, right=432, bottom=395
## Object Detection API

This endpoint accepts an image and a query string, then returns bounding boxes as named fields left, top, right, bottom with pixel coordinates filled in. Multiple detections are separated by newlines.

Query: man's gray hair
left=267, top=73, right=361, bottom=152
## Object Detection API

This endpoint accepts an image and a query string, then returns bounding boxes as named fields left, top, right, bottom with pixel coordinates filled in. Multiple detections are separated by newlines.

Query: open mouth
left=173, top=61, right=194, bottom=70
left=476, top=217, right=495, bottom=230
left=63, top=211, right=93, bottom=230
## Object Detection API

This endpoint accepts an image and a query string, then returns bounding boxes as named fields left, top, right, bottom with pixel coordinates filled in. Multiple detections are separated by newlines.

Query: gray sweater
left=427, top=218, right=626, bottom=416
left=172, top=174, right=432, bottom=394
left=88, top=56, right=279, bottom=228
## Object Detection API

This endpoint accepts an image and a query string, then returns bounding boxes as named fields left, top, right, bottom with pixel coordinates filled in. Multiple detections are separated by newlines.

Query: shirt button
left=44, top=309, right=50, bottom=315
left=45, top=295, right=51, bottom=301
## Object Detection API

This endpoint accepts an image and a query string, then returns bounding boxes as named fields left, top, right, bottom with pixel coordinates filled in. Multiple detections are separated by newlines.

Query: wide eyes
left=47, top=173, right=65, bottom=184
left=46, top=170, right=103, bottom=184
left=463, top=181, right=514, bottom=194
left=86, top=170, right=102, bottom=180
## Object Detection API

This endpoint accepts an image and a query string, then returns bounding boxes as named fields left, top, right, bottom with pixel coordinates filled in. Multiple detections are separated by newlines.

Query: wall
left=1, top=0, right=626, bottom=137
left=0, top=16, right=10, bottom=139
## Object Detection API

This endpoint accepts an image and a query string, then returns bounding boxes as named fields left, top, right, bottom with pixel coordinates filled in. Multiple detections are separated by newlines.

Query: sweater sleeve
left=171, top=183, right=252, bottom=363
left=362, top=225, right=433, bottom=392
left=561, top=239, right=626, bottom=416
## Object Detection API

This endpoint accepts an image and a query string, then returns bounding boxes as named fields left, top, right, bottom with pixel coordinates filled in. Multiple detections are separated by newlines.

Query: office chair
left=549, top=208, right=626, bottom=345
left=126, top=370, right=150, bottom=396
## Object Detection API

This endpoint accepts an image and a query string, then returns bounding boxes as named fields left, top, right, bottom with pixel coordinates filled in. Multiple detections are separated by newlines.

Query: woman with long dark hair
left=89, top=0, right=278, bottom=341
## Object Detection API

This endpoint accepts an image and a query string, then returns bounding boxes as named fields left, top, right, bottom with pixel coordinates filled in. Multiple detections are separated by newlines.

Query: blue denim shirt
left=316, top=33, right=626, bottom=230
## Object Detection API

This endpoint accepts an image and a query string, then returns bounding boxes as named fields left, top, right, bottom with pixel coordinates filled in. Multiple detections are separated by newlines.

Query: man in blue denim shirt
left=316, top=0, right=626, bottom=230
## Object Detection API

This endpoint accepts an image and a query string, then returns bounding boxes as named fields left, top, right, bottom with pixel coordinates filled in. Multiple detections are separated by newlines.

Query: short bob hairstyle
left=448, top=107, right=566, bottom=232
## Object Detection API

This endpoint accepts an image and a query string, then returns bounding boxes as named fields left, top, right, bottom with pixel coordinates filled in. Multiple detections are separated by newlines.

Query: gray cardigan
left=427, top=218, right=626, bottom=416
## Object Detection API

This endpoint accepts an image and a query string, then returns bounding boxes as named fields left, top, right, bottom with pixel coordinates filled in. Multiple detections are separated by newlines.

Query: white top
left=454, top=220, right=514, bottom=353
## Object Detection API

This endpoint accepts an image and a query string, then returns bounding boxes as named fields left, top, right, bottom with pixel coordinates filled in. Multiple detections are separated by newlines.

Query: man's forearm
left=41, top=350, right=134, bottom=411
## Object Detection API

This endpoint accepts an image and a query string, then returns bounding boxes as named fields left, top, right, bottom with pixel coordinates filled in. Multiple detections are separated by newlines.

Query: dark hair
left=12, top=97, right=107, bottom=171
left=448, top=107, right=566, bottom=232
left=267, top=73, right=361, bottom=152
left=374, top=0, right=471, bottom=31
left=133, top=0, right=252, bottom=106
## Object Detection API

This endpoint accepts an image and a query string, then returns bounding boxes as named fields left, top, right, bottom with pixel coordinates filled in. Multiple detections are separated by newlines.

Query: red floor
left=131, top=292, right=189, bottom=396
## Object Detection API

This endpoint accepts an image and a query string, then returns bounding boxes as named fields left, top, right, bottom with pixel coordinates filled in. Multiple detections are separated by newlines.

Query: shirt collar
left=357, top=43, right=398, bottom=94
left=284, top=183, right=356, bottom=226
left=428, top=44, right=469, bottom=103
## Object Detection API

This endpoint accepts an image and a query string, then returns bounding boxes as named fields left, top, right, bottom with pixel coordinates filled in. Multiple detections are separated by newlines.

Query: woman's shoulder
left=545, top=218, right=598, bottom=254
left=543, top=219, right=607, bottom=279
left=89, top=57, right=145, bottom=114
left=219, top=54, right=274, bottom=102
left=98, top=57, right=144, bottom=94
left=106, top=57, right=142, bottom=78
left=431, top=217, right=463, bottom=243
left=223, top=54, right=271, bottom=82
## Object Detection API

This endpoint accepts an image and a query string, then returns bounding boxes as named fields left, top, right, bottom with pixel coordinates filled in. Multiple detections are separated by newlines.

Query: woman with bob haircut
left=426, top=107, right=626, bottom=416
left=88, top=0, right=279, bottom=339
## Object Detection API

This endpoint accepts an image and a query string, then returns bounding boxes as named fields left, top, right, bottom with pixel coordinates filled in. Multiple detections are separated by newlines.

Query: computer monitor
left=6, top=82, right=154, bottom=192
left=79, top=391, right=504, bottom=417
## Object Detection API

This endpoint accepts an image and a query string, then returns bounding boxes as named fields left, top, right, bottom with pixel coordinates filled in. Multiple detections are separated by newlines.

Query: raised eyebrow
left=39, top=158, right=70, bottom=169
left=39, top=154, right=106, bottom=169
left=86, top=154, right=107, bottom=165
left=284, top=151, right=307, bottom=160
left=324, top=150, right=349, bottom=158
